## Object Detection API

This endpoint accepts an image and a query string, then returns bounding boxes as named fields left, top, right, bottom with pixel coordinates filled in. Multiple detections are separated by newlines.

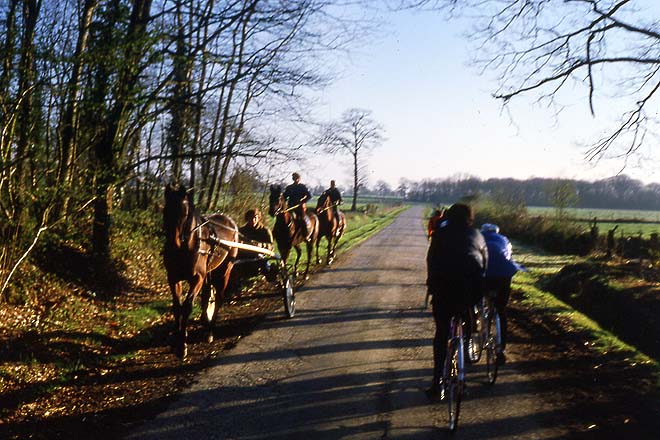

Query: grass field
left=527, top=206, right=660, bottom=237
left=527, top=206, right=660, bottom=222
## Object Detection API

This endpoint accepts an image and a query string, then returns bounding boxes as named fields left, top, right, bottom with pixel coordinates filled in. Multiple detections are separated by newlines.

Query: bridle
left=178, top=196, right=202, bottom=251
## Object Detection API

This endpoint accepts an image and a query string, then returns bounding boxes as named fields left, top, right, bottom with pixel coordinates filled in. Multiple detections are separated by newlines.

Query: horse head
left=316, top=191, right=330, bottom=214
left=268, top=185, right=285, bottom=217
left=164, top=183, right=193, bottom=248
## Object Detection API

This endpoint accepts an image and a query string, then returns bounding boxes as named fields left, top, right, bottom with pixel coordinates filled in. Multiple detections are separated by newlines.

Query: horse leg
left=315, top=234, right=323, bottom=265
left=305, top=240, right=314, bottom=279
left=206, top=261, right=234, bottom=343
left=293, top=244, right=303, bottom=279
left=177, top=274, right=203, bottom=359
left=332, top=233, right=341, bottom=258
left=281, top=247, right=291, bottom=276
left=327, top=234, right=334, bottom=265
left=169, top=279, right=184, bottom=347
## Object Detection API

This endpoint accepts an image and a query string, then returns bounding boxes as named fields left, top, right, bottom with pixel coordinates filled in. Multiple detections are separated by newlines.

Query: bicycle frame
left=446, top=315, right=465, bottom=382
left=444, top=313, right=465, bottom=432
left=482, top=292, right=502, bottom=353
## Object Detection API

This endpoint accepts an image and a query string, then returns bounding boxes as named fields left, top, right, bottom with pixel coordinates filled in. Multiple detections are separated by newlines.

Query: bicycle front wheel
left=465, top=305, right=482, bottom=364
left=447, top=339, right=463, bottom=432
left=485, top=310, right=500, bottom=385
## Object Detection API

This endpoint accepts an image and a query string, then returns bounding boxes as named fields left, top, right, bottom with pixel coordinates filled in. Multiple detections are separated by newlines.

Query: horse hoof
left=327, top=258, right=333, bottom=266
left=317, top=258, right=322, bottom=264
left=207, top=332, right=214, bottom=343
left=175, top=343, right=188, bottom=359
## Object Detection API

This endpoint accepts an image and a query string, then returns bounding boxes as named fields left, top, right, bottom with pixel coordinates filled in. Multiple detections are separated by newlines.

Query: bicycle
left=443, top=313, right=466, bottom=432
left=463, top=290, right=502, bottom=384
left=482, top=290, right=502, bottom=384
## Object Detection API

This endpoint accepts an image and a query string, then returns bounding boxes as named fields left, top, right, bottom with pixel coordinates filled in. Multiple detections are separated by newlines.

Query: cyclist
left=426, top=203, right=488, bottom=399
left=480, top=223, right=525, bottom=365
left=427, top=207, right=445, bottom=238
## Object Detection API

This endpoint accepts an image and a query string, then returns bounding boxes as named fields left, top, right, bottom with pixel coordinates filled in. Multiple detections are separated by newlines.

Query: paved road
left=127, top=205, right=572, bottom=439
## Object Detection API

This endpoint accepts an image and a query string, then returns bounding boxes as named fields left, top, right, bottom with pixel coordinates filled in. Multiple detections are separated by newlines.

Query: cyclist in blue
left=480, top=223, right=525, bottom=365
left=426, top=203, right=488, bottom=399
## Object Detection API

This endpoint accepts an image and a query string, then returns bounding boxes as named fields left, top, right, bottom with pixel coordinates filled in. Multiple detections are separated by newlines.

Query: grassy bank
left=512, top=243, right=659, bottom=386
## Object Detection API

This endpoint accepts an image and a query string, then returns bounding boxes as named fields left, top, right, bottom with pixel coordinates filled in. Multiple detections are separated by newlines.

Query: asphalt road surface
left=127, top=205, right=574, bottom=439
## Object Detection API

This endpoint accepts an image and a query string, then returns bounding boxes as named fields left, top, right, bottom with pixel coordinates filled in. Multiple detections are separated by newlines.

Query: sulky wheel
left=280, top=264, right=296, bottom=318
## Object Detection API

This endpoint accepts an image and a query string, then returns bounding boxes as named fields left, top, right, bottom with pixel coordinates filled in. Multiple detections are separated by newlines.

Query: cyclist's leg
left=494, top=277, right=512, bottom=363
left=429, top=297, right=449, bottom=396
left=446, top=317, right=462, bottom=431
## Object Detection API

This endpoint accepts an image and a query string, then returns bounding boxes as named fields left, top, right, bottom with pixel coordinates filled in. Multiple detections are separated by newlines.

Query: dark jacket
left=325, top=187, right=342, bottom=204
left=283, top=183, right=311, bottom=206
left=239, top=224, right=273, bottom=250
left=426, top=220, right=488, bottom=306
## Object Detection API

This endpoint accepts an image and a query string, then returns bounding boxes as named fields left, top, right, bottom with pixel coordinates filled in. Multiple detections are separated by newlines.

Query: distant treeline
left=402, top=175, right=660, bottom=210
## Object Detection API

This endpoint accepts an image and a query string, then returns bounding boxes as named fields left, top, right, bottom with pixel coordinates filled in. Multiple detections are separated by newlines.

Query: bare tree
left=87, top=0, right=155, bottom=258
left=548, top=180, right=579, bottom=220
left=399, top=0, right=660, bottom=166
left=0, top=0, right=369, bottom=287
left=320, top=108, right=385, bottom=211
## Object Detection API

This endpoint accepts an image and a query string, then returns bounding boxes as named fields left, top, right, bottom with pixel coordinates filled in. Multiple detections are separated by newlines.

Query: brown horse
left=315, top=191, right=346, bottom=265
left=268, top=185, right=319, bottom=279
left=163, top=184, right=238, bottom=358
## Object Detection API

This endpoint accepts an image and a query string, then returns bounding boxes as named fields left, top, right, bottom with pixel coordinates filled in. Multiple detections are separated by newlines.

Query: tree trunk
left=351, top=151, right=358, bottom=211
left=56, top=0, right=97, bottom=218
left=13, top=0, right=41, bottom=228
left=92, top=178, right=112, bottom=258
left=91, top=0, right=152, bottom=258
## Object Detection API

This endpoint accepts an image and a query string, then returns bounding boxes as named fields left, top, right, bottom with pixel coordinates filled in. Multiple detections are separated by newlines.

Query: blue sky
left=302, top=5, right=660, bottom=191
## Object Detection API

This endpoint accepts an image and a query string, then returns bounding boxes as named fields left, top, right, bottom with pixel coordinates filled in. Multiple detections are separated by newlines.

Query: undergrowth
left=512, top=243, right=660, bottom=387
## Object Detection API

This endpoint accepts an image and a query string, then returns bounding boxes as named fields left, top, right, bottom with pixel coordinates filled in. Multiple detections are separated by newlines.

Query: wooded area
left=0, top=0, right=355, bottom=298
left=388, top=175, right=660, bottom=210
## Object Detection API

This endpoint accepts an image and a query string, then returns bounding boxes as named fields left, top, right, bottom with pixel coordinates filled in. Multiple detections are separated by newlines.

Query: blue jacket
left=482, top=230, right=524, bottom=278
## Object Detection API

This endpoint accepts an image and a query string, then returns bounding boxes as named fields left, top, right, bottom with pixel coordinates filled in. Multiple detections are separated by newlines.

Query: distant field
left=356, top=195, right=405, bottom=205
left=527, top=206, right=660, bottom=237
left=527, top=206, right=660, bottom=222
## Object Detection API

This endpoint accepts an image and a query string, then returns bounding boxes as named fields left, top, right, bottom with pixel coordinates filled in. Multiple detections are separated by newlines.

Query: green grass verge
left=512, top=243, right=660, bottom=385
left=336, top=206, right=408, bottom=252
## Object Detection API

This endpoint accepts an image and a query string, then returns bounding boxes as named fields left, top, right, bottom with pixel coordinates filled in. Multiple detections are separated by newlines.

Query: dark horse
left=315, top=191, right=346, bottom=265
left=163, top=184, right=238, bottom=358
left=268, top=185, right=319, bottom=279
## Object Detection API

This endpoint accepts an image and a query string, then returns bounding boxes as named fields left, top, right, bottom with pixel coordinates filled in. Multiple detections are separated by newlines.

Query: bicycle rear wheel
left=447, top=338, right=463, bottom=432
left=465, top=305, right=482, bottom=363
left=485, top=310, right=500, bottom=385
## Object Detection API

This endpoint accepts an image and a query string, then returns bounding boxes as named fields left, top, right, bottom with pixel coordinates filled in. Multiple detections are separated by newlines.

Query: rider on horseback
left=283, top=172, right=312, bottom=240
left=322, top=180, right=343, bottom=224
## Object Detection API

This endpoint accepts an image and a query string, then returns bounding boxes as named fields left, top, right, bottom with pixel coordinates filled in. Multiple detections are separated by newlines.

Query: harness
left=272, top=200, right=305, bottom=216
left=180, top=212, right=238, bottom=259
left=317, top=201, right=339, bottom=214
